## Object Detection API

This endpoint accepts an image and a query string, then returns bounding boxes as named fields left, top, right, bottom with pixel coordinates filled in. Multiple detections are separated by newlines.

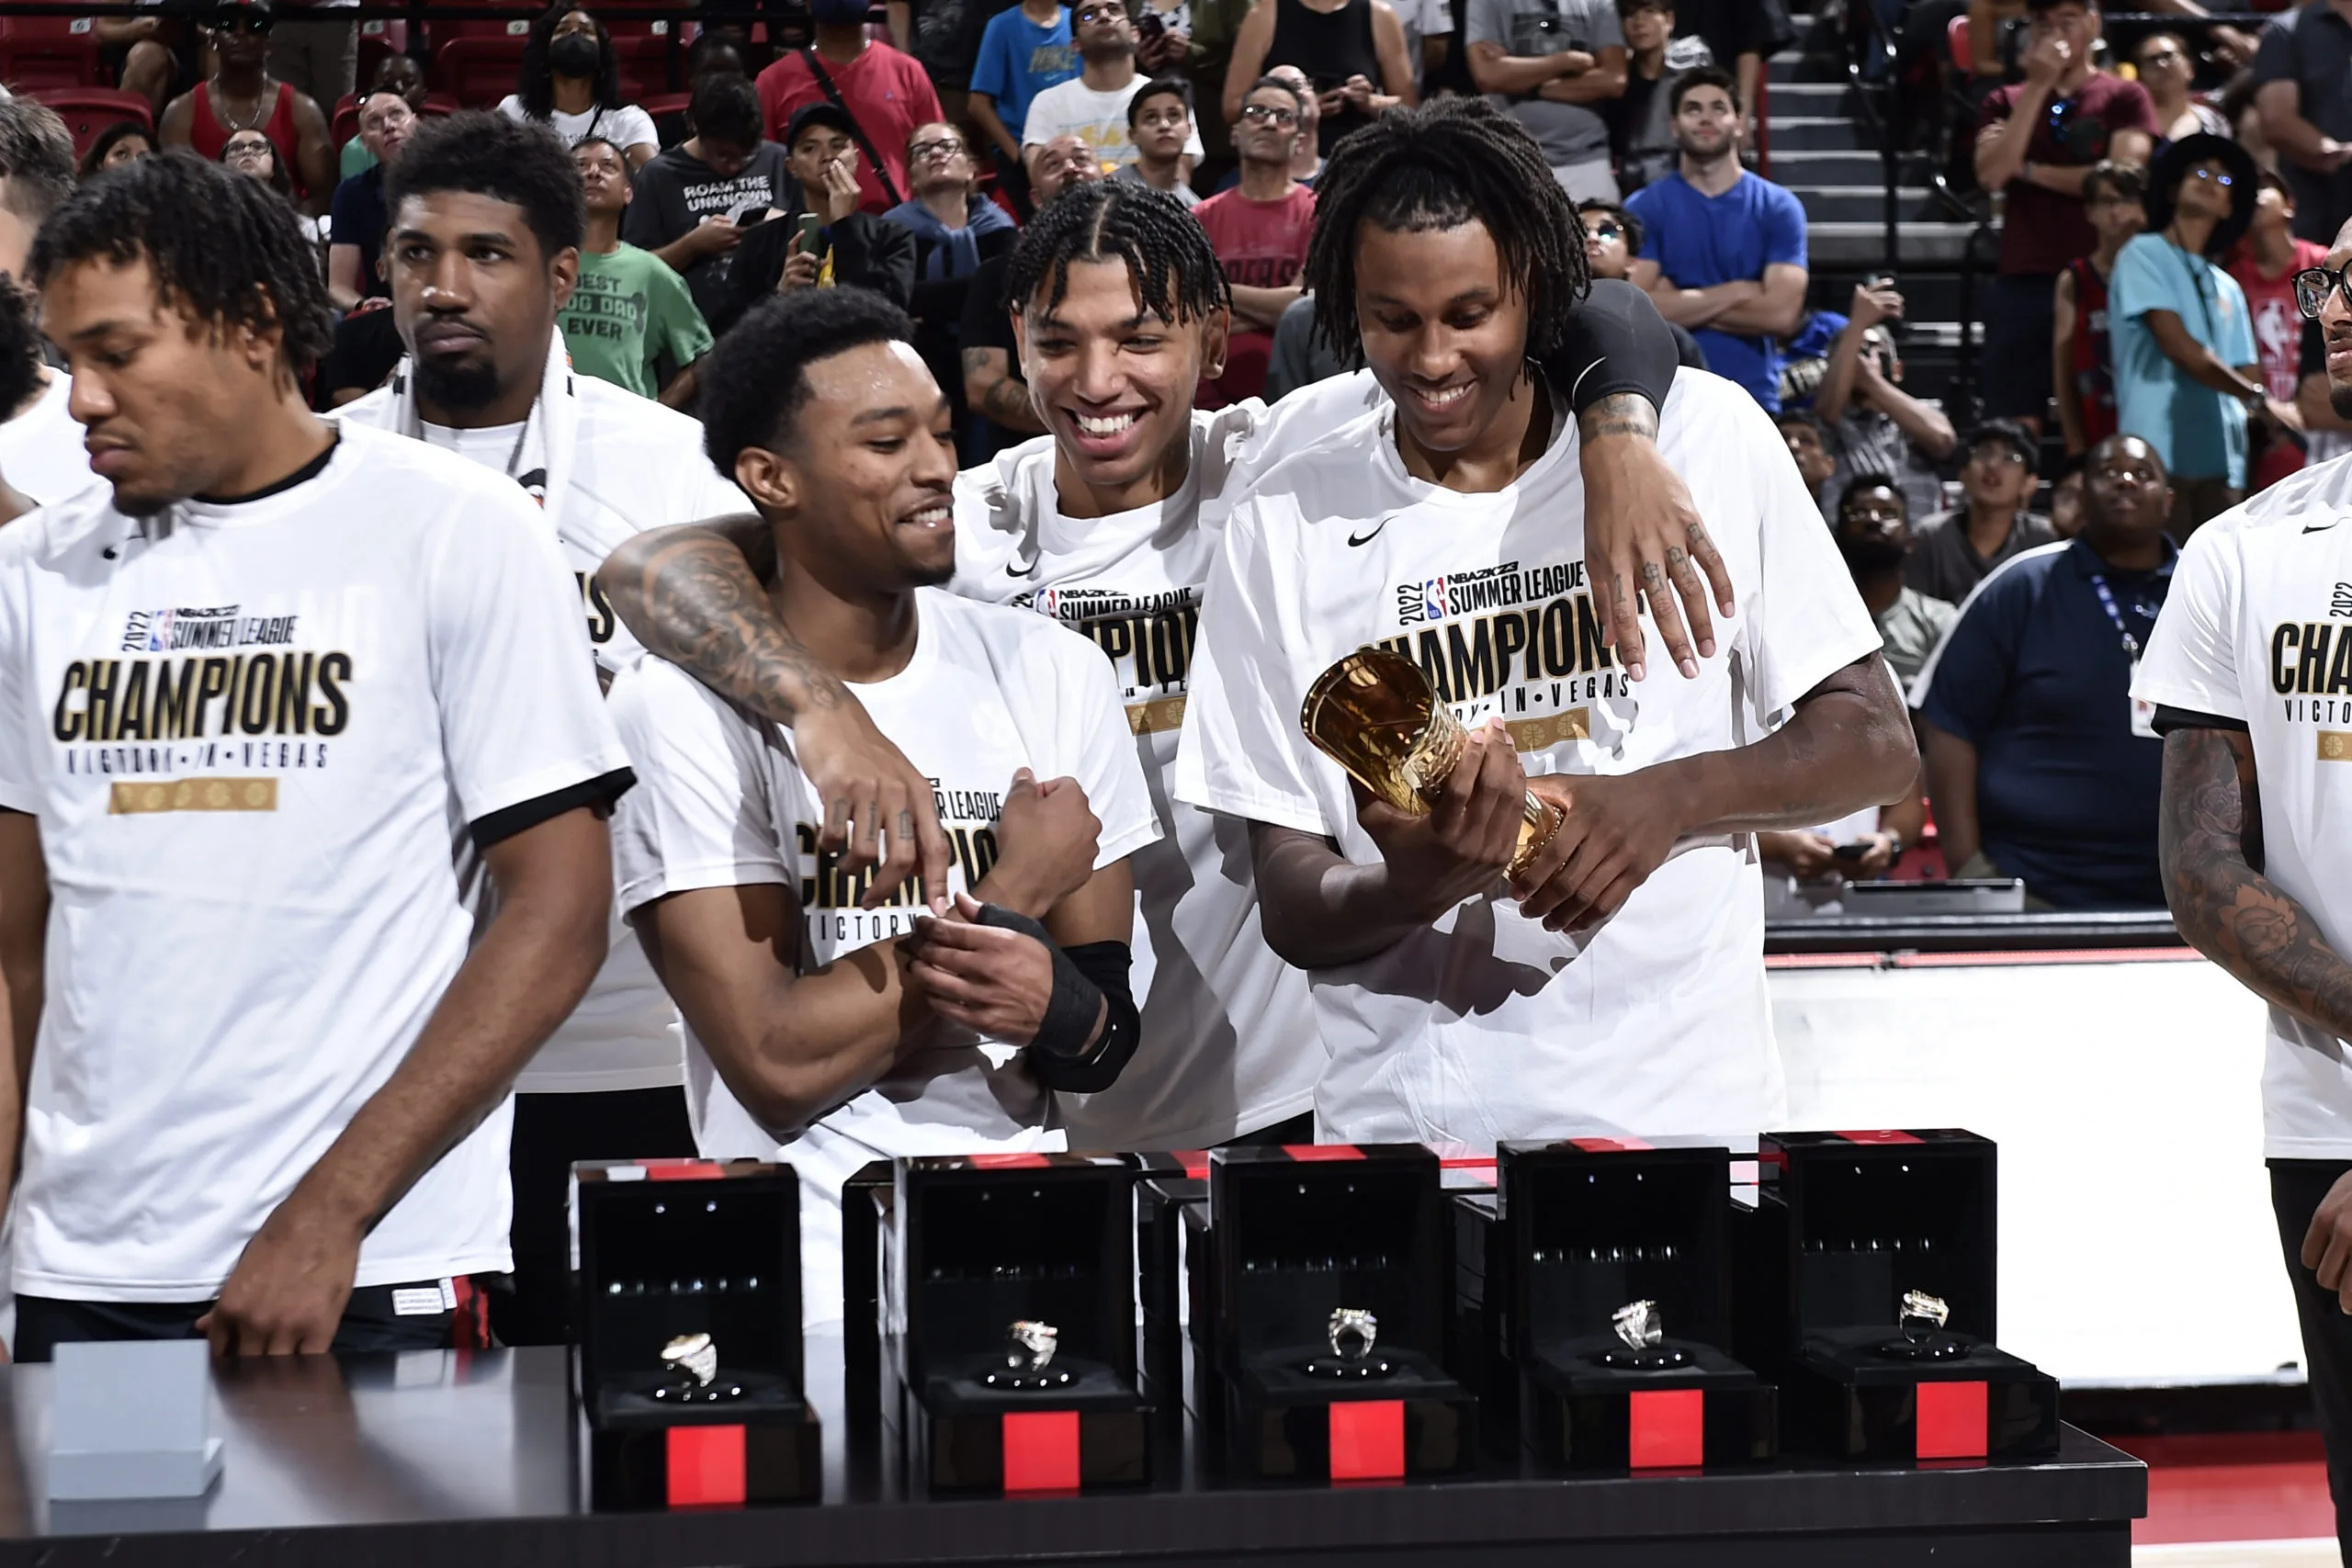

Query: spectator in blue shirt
left=1916, top=432, right=2178, bottom=909
left=2110, top=131, right=2267, bottom=538
left=1625, top=63, right=1806, bottom=410
left=970, top=0, right=1078, bottom=211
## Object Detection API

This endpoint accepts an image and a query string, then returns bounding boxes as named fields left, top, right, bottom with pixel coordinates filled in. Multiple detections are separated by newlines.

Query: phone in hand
left=794, top=210, right=826, bottom=254
left=1831, top=841, right=1873, bottom=863
left=1137, top=7, right=1165, bottom=41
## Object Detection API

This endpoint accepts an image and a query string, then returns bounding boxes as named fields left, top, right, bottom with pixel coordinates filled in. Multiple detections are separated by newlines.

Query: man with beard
left=337, top=112, right=780, bottom=1347
left=1917, top=432, right=2176, bottom=908
left=1831, top=474, right=1953, bottom=689
left=2138, top=236, right=2352, bottom=1557
left=1173, top=98, right=1915, bottom=1150
left=600, top=174, right=1723, bottom=1151
left=1022, top=0, right=1203, bottom=176
left=0, top=152, right=623, bottom=1357
left=1626, top=65, right=1806, bottom=412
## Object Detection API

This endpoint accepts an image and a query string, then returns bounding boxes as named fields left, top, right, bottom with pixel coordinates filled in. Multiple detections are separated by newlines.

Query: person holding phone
left=723, top=105, right=918, bottom=318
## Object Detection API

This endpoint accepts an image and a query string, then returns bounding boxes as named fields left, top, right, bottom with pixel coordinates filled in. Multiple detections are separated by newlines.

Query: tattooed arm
left=2161, top=725, right=2352, bottom=1039
left=2163, top=723, right=2352, bottom=1310
left=962, top=346, right=1046, bottom=436
left=596, top=515, right=952, bottom=908
left=1552, top=278, right=1735, bottom=683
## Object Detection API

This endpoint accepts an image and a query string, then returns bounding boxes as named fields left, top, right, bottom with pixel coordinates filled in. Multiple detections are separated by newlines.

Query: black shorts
left=14, top=1279, right=492, bottom=1361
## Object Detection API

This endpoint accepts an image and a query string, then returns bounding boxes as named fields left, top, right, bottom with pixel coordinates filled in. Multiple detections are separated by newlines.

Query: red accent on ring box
left=1628, top=1389, right=1705, bottom=1469
left=968, top=1152, right=1053, bottom=1169
left=664, top=1424, right=746, bottom=1506
left=1001, top=1410, right=1081, bottom=1492
left=1328, top=1399, right=1406, bottom=1482
left=1283, top=1144, right=1367, bottom=1162
left=1916, top=1381, right=1989, bottom=1461
left=1570, top=1135, right=1656, bottom=1154
left=641, top=1158, right=728, bottom=1181
left=1174, top=1149, right=1209, bottom=1180
left=1835, top=1130, right=1924, bottom=1145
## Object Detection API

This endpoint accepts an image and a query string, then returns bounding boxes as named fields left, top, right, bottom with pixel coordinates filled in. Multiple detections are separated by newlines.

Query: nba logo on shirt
left=1035, top=587, right=1060, bottom=618
left=1397, top=576, right=1447, bottom=625
left=120, top=608, right=175, bottom=652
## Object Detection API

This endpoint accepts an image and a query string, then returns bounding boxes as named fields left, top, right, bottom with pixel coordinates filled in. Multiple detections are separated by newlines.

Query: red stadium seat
left=0, top=16, right=105, bottom=94
left=611, top=33, right=682, bottom=101
left=27, top=86, right=152, bottom=159
left=435, top=35, right=529, bottom=107
left=332, top=89, right=456, bottom=154
left=1946, top=13, right=1972, bottom=74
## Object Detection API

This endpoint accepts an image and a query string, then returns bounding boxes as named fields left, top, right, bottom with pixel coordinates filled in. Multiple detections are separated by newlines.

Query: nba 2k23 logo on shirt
left=792, top=781, right=1009, bottom=945
left=1374, top=558, right=1634, bottom=751
left=1016, top=584, right=1197, bottom=736
left=50, top=604, right=352, bottom=783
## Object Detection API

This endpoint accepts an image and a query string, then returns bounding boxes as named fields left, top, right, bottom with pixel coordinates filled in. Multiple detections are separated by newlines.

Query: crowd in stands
left=17, top=0, right=2352, bottom=924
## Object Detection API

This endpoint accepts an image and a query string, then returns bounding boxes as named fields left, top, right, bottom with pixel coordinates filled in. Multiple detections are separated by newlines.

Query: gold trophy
left=1300, top=648, right=1563, bottom=877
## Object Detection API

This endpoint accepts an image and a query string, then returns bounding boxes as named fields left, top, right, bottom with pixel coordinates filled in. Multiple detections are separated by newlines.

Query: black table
left=0, top=1338, right=2146, bottom=1567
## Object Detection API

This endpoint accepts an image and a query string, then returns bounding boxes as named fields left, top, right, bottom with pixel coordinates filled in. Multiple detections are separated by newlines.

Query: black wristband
left=972, top=904, right=1140, bottom=1093
left=1541, top=277, right=1680, bottom=417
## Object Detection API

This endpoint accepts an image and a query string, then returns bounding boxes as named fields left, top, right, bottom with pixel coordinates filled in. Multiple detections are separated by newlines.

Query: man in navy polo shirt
left=1914, top=432, right=2177, bottom=909
left=1626, top=63, right=1806, bottom=411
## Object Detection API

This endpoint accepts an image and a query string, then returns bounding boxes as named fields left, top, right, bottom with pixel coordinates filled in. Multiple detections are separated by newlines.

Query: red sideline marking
left=665, top=1425, right=746, bottom=1506
left=969, top=1152, right=1052, bottom=1169
left=1889, top=946, right=2199, bottom=969
left=1628, top=1389, right=1704, bottom=1469
left=1835, top=1130, right=1923, bottom=1145
left=641, top=1158, right=728, bottom=1181
left=1173, top=1149, right=1209, bottom=1180
left=1916, top=1381, right=1988, bottom=1461
left=1329, top=1400, right=1405, bottom=1482
left=1283, top=1144, right=1366, bottom=1162
left=2108, top=1432, right=2335, bottom=1546
left=1570, top=1135, right=1655, bottom=1154
left=1002, top=1410, right=1081, bottom=1493
left=1437, top=1156, right=1498, bottom=1170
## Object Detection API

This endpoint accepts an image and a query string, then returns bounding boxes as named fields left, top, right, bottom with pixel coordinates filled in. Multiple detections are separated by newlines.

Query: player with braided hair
left=601, top=172, right=1712, bottom=1153
left=1, top=149, right=626, bottom=1358
left=1175, top=97, right=1918, bottom=1151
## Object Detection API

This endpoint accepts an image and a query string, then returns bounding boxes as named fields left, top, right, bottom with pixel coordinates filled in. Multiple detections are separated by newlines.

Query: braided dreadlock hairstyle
left=1304, top=97, right=1589, bottom=367
left=28, top=151, right=333, bottom=376
left=999, top=179, right=1229, bottom=326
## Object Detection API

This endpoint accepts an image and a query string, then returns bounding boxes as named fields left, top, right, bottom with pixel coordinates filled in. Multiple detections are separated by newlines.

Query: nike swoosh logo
left=1347, top=516, right=1396, bottom=547
left=1005, top=552, right=1039, bottom=578
left=2307, top=519, right=2342, bottom=534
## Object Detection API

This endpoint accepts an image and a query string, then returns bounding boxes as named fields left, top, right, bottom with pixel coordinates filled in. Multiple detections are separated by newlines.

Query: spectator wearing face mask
left=1814, top=279, right=1956, bottom=524
left=755, top=0, right=944, bottom=214
left=1907, top=420, right=2055, bottom=604
left=498, top=5, right=659, bottom=169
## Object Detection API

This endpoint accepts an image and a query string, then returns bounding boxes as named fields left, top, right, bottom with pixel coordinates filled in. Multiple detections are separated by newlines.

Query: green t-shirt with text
left=559, top=243, right=714, bottom=400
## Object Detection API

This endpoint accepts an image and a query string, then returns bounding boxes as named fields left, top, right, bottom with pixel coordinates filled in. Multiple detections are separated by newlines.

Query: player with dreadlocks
left=1176, top=97, right=1918, bottom=1152
left=602, top=171, right=1716, bottom=1151
left=0, top=151, right=625, bottom=1357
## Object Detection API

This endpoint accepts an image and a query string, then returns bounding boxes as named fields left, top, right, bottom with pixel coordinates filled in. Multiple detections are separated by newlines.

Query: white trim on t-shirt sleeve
left=2134, top=509, right=2249, bottom=722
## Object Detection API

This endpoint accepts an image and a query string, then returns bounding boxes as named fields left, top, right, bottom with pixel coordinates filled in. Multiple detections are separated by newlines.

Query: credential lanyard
left=2088, top=571, right=2145, bottom=663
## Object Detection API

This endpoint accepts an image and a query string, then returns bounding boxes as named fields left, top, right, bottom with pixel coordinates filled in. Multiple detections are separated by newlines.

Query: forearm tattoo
left=1577, top=390, right=1659, bottom=444
left=2161, top=727, right=2352, bottom=1039
left=605, top=532, right=846, bottom=722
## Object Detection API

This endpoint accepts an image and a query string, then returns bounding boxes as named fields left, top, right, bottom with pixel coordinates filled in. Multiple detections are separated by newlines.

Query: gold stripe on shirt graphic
left=1127, top=695, right=1188, bottom=735
left=109, top=777, right=279, bottom=814
left=1505, top=709, right=1590, bottom=753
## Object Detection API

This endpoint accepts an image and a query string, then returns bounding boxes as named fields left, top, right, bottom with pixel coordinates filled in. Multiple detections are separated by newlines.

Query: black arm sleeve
left=1539, top=277, right=1681, bottom=418
left=971, top=904, right=1142, bottom=1095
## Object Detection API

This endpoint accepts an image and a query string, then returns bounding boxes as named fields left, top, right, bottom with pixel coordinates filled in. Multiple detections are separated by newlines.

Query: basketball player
left=0, top=152, right=626, bottom=1358
left=599, top=180, right=1712, bottom=1148
left=609, top=288, right=1155, bottom=1322
left=1175, top=99, right=1917, bottom=1149
left=2137, top=225, right=2352, bottom=1559
left=0, top=100, right=96, bottom=513
left=336, top=110, right=750, bottom=1345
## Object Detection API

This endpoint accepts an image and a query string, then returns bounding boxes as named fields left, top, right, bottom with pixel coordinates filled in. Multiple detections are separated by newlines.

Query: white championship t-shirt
left=0, top=424, right=629, bottom=1301
left=342, top=369, right=751, bottom=1094
left=1174, top=370, right=1884, bottom=1149
left=496, top=96, right=661, bottom=156
left=610, top=589, right=1160, bottom=1323
left=2132, top=456, right=2352, bottom=1158
left=1020, top=75, right=1205, bottom=167
left=0, top=372, right=97, bottom=508
left=949, top=380, right=1382, bottom=1148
